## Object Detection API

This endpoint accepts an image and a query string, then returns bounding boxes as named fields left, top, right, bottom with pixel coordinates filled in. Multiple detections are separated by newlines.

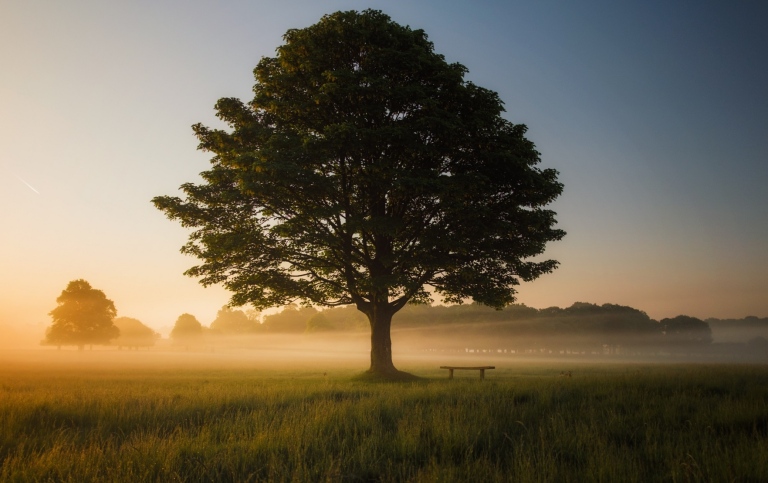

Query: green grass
left=1, top=354, right=767, bottom=482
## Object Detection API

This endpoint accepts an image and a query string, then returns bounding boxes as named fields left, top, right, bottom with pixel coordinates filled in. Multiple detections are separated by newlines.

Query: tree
left=210, top=306, right=259, bottom=334
left=152, top=10, right=564, bottom=378
left=262, top=304, right=319, bottom=333
left=306, top=312, right=335, bottom=333
left=320, top=304, right=368, bottom=331
left=114, top=317, right=160, bottom=349
left=661, top=315, right=712, bottom=346
left=45, top=279, right=119, bottom=350
left=170, top=313, right=203, bottom=348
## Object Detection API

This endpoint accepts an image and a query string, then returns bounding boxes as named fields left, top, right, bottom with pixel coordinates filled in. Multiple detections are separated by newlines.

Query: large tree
left=45, top=279, right=119, bottom=350
left=153, top=10, right=564, bottom=378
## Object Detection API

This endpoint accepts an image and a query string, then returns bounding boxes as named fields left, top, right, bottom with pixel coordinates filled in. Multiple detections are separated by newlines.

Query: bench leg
left=448, top=368, right=454, bottom=379
left=480, top=369, right=485, bottom=380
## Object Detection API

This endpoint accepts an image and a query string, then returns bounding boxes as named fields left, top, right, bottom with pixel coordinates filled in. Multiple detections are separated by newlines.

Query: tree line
left=43, top=279, right=767, bottom=357
left=43, top=280, right=159, bottom=350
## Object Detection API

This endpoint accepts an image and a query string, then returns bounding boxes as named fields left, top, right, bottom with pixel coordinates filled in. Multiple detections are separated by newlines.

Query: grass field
left=1, top=351, right=767, bottom=482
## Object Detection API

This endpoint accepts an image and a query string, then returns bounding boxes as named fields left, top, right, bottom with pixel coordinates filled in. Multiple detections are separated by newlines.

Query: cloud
left=16, top=175, right=40, bottom=194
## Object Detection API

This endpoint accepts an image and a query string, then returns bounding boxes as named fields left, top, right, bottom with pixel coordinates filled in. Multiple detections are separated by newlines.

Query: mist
left=0, top=321, right=48, bottom=350
left=4, top=301, right=767, bottom=372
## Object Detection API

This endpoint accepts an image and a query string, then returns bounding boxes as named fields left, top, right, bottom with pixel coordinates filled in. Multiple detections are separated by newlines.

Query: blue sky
left=2, top=1, right=766, bottom=334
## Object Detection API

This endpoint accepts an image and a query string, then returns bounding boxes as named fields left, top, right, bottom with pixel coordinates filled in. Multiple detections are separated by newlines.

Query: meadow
left=1, top=351, right=767, bottom=482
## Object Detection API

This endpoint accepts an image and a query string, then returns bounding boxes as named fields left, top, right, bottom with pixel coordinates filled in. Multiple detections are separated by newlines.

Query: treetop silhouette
left=45, top=279, right=119, bottom=350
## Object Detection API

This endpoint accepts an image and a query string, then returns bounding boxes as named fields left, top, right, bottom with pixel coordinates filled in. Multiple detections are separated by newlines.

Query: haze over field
left=2, top=1, right=767, bottom=340
left=4, top=299, right=766, bottom=369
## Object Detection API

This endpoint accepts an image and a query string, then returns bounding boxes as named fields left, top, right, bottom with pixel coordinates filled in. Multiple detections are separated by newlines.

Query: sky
left=2, top=0, right=767, bottom=337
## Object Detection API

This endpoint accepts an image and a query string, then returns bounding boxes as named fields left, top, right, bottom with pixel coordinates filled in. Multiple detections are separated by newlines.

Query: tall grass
left=1, top=359, right=767, bottom=482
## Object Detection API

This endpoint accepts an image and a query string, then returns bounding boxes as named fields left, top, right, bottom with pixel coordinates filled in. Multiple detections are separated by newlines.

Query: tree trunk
left=355, top=296, right=416, bottom=380
left=368, top=307, right=398, bottom=375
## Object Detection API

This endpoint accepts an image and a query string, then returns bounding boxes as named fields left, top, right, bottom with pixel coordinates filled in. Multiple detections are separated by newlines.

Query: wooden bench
left=440, top=366, right=495, bottom=380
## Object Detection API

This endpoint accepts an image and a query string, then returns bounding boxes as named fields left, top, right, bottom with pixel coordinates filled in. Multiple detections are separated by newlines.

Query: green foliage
left=305, top=312, right=335, bottom=333
left=170, top=313, right=204, bottom=343
left=152, top=9, right=564, bottom=374
left=113, top=317, right=159, bottom=349
left=210, top=306, right=260, bottom=335
left=319, top=304, right=368, bottom=331
left=44, top=279, right=119, bottom=349
left=661, top=315, right=712, bottom=345
left=2, top=363, right=767, bottom=481
left=262, top=304, right=318, bottom=333
left=152, top=8, right=564, bottom=310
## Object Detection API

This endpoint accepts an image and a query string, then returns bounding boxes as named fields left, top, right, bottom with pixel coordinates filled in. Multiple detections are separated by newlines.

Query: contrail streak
left=16, top=176, right=40, bottom=194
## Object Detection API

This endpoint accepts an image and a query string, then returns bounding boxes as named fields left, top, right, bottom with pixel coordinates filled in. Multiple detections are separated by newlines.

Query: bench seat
left=440, top=366, right=495, bottom=379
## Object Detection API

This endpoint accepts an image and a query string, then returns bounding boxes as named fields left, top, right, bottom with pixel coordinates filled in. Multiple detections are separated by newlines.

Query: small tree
left=114, top=317, right=159, bottom=349
left=45, top=279, right=119, bottom=350
left=170, top=313, right=204, bottom=349
left=153, top=10, right=564, bottom=378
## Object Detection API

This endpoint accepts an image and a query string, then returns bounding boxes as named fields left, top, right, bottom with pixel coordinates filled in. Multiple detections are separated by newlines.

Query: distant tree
left=114, top=317, right=159, bottom=349
left=152, top=10, right=564, bottom=378
left=706, top=316, right=768, bottom=343
left=306, top=312, right=335, bottom=333
left=661, top=315, right=712, bottom=346
left=210, top=306, right=259, bottom=334
left=245, top=308, right=263, bottom=325
left=45, top=279, right=119, bottom=350
left=262, top=305, right=319, bottom=333
left=551, top=303, right=661, bottom=353
left=539, top=306, right=565, bottom=317
left=564, top=302, right=604, bottom=315
left=385, top=302, right=536, bottom=327
left=170, top=313, right=203, bottom=348
left=321, top=305, right=369, bottom=331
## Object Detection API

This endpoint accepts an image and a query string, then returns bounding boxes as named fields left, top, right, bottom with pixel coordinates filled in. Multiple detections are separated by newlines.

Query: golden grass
left=1, top=350, right=767, bottom=482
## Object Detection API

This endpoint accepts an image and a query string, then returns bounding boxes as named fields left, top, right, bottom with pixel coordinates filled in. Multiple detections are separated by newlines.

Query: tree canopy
left=210, top=306, right=260, bottom=334
left=153, top=9, right=564, bottom=377
left=114, top=317, right=159, bottom=349
left=170, top=313, right=204, bottom=345
left=45, top=279, right=119, bottom=349
left=305, top=312, right=335, bottom=333
left=661, top=315, right=712, bottom=345
left=262, top=304, right=319, bottom=333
